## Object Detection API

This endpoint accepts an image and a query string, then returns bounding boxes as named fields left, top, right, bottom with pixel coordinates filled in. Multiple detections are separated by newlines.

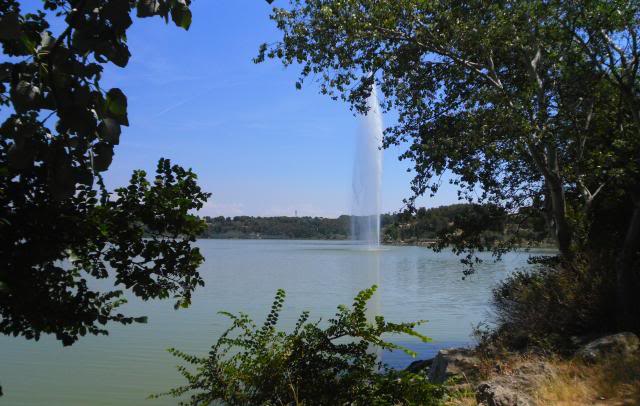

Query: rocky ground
left=406, top=332, right=640, bottom=406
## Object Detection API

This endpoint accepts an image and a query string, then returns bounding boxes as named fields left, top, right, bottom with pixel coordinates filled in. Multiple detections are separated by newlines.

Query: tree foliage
left=259, top=0, right=640, bottom=329
left=483, top=257, right=616, bottom=352
left=0, top=0, right=210, bottom=348
left=154, top=286, right=446, bottom=405
left=201, top=213, right=398, bottom=240
left=200, top=205, right=545, bottom=248
left=202, top=214, right=353, bottom=240
left=384, top=204, right=549, bottom=271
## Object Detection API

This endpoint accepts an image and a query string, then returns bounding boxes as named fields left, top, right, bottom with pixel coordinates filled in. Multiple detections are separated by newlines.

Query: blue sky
left=84, top=2, right=458, bottom=217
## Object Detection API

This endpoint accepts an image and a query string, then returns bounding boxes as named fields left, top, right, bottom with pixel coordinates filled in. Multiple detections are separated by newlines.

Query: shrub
left=481, top=256, right=617, bottom=353
left=153, top=286, right=447, bottom=405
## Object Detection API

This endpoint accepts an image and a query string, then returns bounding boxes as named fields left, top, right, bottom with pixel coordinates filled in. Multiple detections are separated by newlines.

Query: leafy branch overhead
left=0, top=0, right=210, bottom=347
left=1, top=0, right=193, bottom=199
left=258, top=1, right=640, bottom=329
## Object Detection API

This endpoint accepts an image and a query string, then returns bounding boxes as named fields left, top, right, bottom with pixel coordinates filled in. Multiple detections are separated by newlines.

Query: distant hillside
left=201, top=215, right=349, bottom=240
left=382, top=204, right=550, bottom=245
left=200, top=214, right=397, bottom=240
left=200, top=204, right=549, bottom=243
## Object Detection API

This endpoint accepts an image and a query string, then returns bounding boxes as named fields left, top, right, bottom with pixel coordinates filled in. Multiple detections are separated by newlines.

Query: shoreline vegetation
left=157, top=282, right=640, bottom=406
left=199, top=203, right=554, bottom=248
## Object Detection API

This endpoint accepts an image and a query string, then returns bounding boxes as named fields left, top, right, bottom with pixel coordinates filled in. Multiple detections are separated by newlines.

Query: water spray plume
left=351, top=86, right=383, bottom=249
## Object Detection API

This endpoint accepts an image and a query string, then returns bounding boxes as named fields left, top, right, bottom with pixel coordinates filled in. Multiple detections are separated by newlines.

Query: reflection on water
left=0, top=240, right=546, bottom=405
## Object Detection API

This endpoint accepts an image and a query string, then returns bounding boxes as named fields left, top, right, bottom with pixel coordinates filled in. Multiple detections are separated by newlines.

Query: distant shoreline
left=199, top=204, right=553, bottom=247
left=196, top=236, right=558, bottom=251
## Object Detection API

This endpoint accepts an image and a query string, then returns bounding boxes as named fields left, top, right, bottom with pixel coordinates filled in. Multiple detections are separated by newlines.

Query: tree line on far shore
left=200, top=203, right=550, bottom=244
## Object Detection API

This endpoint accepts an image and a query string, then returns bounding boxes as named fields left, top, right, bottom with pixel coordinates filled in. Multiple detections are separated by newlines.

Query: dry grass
left=445, top=397, right=476, bottom=406
left=444, top=353, right=640, bottom=406
left=534, top=354, right=640, bottom=406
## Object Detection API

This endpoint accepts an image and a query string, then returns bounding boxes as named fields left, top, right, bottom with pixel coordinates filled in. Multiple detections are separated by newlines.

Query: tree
left=0, top=0, right=210, bottom=352
left=258, top=1, right=639, bottom=328
left=561, top=0, right=640, bottom=336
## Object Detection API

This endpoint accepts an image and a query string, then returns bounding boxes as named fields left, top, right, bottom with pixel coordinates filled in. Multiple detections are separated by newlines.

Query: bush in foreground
left=153, top=286, right=446, bottom=405
left=479, top=257, right=618, bottom=353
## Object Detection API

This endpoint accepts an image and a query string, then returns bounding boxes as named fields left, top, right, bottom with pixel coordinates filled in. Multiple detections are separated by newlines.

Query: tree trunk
left=529, top=143, right=572, bottom=258
left=616, top=191, right=640, bottom=330
left=546, top=176, right=572, bottom=257
left=544, top=143, right=572, bottom=257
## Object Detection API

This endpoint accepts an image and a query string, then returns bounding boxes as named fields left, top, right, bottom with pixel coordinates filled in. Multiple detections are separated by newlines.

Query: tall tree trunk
left=616, top=95, right=640, bottom=330
left=529, top=142, right=572, bottom=258
left=616, top=189, right=640, bottom=330
left=544, top=145, right=572, bottom=258
left=546, top=176, right=572, bottom=257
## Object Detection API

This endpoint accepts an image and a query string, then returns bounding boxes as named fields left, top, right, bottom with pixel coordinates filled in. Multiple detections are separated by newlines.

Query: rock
left=576, top=332, right=639, bottom=363
left=475, top=361, right=554, bottom=406
left=513, top=361, right=554, bottom=377
left=427, top=348, right=480, bottom=383
left=405, top=358, right=433, bottom=373
left=476, top=381, right=533, bottom=406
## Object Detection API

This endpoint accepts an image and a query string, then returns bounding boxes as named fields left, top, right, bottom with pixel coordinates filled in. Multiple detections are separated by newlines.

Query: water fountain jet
left=351, top=87, right=383, bottom=249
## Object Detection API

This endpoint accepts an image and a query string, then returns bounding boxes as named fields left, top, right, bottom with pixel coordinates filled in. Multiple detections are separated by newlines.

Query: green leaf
left=7, top=143, right=32, bottom=170
left=0, top=12, right=21, bottom=40
left=137, top=0, right=160, bottom=17
left=102, top=0, right=133, bottom=31
left=75, top=168, right=94, bottom=187
left=19, top=33, right=35, bottom=53
left=11, top=81, right=41, bottom=112
left=98, top=118, right=122, bottom=145
left=71, top=30, right=92, bottom=53
left=109, top=44, right=131, bottom=68
left=171, top=4, right=192, bottom=30
left=105, top=88, right=129, bottom=126
left=49, top=159, right=76, bottom=201
left=93, top=142, right=114, bottom=172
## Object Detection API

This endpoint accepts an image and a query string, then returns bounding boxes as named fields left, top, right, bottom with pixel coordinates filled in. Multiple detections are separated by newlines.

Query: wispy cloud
left=153, top=79, right=249, bottom=118
left=154, top=94, right=201, bottom=117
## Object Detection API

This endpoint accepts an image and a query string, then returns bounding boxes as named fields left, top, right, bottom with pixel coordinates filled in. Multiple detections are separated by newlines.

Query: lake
left=0, top=240, right=545, bottom=405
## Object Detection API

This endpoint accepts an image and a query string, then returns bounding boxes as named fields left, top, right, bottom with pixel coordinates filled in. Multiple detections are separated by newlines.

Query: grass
left=444, top=353, right=640, bottom=405
left=446, top=398, right=476, bottom=406
left=534, top=354, right=640, bottom=406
